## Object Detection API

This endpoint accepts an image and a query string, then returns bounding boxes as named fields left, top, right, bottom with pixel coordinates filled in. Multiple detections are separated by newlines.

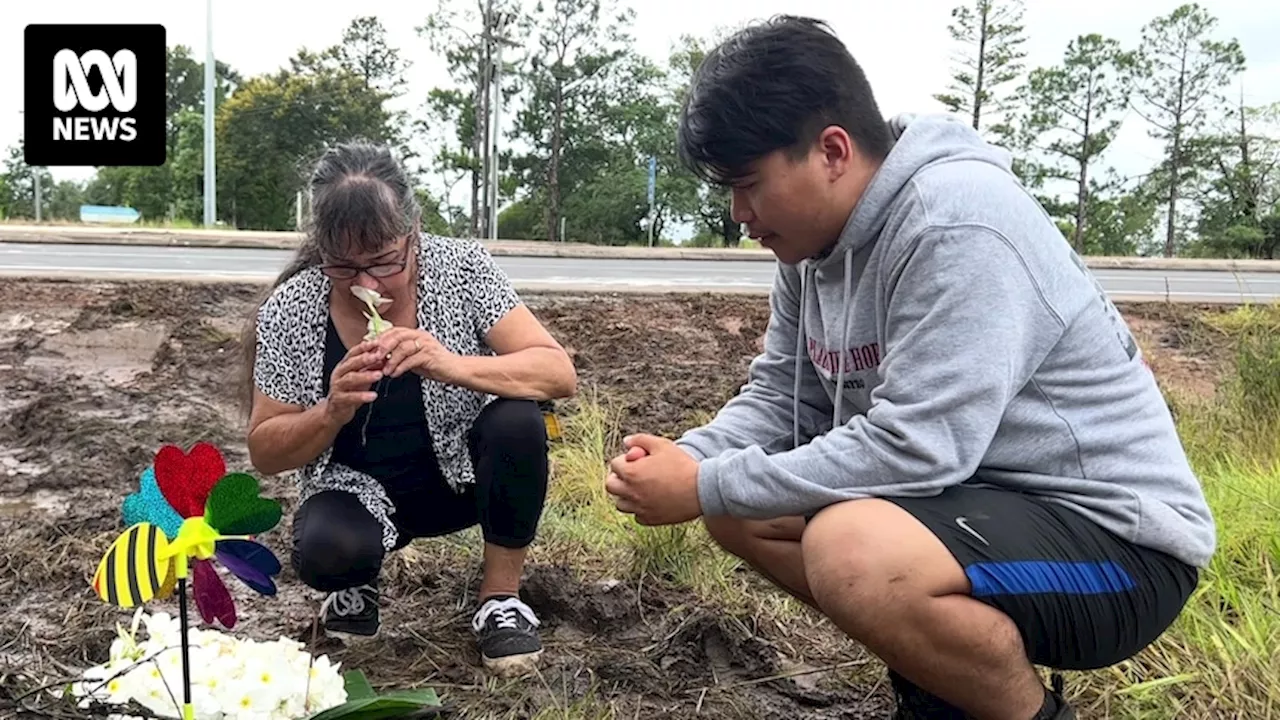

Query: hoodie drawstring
left=792, top=251, right=855, bottom=450
left=833, top=250, right=853, bottom=427
left=793, top=264, right=809, bottom=449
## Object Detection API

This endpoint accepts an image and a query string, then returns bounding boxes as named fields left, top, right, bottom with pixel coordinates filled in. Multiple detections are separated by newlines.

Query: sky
left=3, top=0, right=1278, bottom=219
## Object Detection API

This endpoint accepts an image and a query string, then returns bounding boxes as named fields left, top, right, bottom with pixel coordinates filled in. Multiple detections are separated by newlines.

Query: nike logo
left=955, top=517, right=989, bottom=546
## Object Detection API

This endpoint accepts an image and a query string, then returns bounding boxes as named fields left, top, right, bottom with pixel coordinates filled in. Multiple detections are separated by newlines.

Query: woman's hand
left=324, top=340, right=383, bottom=426
left=375, top=327, right=462, bottom=384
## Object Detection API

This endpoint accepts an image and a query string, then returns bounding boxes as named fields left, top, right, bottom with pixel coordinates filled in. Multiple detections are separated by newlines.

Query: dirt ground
left=0, top=279, right=1232, bottom=719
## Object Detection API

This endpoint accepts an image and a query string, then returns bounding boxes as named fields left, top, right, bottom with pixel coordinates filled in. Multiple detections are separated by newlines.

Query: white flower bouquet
left=68, top=610, right=442, bottom=720
left=71, top=610, right=347, bottom=720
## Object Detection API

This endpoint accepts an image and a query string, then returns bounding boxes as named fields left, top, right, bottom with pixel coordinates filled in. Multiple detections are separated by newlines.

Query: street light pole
left=485, top=10, right=515, bottom=241
left=488, top=20, right=502, bottom=240
left=203, top=0, right=216, bottom=227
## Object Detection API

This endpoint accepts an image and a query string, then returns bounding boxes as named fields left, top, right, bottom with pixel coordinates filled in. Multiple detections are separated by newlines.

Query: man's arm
left=674, top=263, right=833, bottom=461
left=695, top=227, right=1068, bottom=518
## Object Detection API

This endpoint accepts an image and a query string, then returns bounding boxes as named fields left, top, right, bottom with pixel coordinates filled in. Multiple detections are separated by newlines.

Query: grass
left=1067, top=456, right=1280, bottom=718
left=527, top=303, right=1280, bottom=718
left=1170, top=304, right=1280, bottom=465
left=536, top=390, right=790, bottom=619
left=1070, top=303, right=1280, bottom=717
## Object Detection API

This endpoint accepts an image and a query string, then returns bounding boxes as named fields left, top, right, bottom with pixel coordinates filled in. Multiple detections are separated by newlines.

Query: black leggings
left=290, top=398, right=549, bottom=592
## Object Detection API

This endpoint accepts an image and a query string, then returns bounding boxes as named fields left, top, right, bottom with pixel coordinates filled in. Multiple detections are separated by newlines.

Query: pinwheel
left=114, top=441, right=284, bottom=629
left=92, top=441, right=284, bottom=720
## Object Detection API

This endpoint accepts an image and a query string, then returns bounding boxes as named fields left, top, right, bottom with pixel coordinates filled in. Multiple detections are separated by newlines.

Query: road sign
left=647, top=156, right=656, bottom=207
left=80, top=205, right=141, bottom=224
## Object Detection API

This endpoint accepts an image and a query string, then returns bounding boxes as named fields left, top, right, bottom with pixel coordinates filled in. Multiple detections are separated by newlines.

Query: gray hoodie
left=675, top=113, right=1216, bottom=569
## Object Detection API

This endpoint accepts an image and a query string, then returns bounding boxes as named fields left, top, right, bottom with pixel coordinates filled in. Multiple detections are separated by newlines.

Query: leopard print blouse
left=253, top=232, right=521, bottom=551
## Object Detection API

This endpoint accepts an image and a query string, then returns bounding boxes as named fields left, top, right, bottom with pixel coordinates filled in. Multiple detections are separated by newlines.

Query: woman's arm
left=378, top=304, right=577, bottom=401
left=246, top=392, right=346, bottom=476
left=450, top=304, right=578, bottom=400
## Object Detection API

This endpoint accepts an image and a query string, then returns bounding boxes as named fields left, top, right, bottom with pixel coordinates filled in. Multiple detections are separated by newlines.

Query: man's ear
left=817, top=125, right=856, bottom=181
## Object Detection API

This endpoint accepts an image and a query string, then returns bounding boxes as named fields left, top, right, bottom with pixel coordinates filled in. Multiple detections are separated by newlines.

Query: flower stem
left=360, top=375, right=386, bottom=447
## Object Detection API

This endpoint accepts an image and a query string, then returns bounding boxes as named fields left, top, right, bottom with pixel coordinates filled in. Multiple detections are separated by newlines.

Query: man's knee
left=702, top=514, right=805, bottom=561
left=702, top=514, right=746, bottom=557
left=800, top=499, right=968, bottom=623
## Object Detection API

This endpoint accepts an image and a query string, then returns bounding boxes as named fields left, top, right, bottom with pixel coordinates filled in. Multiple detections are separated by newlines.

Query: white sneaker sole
left=481, top=649, right=543, bottom=678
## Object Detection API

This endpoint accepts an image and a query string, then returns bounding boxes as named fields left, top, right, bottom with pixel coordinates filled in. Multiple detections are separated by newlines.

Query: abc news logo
left=54, top=49, right=140, bottom=142
left=24, top=24, right=165, bottom=167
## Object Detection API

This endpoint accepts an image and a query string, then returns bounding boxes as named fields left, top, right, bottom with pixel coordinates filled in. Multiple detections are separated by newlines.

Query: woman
left=239, top=140, right=577, bottom=678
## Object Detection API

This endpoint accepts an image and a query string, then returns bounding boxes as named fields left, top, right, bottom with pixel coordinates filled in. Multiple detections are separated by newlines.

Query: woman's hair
left=234, top=140, right=422, bottom=418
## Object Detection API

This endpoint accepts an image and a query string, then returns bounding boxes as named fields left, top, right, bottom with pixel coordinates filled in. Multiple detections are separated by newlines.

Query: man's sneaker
left=888, top=669, right=1077, bottom=719
left=471, top=595, right=542, bottom=677
left=320, top=584, right=379, bottom=638
left=1043, top=673, right=1077, bottom=719
left=888, top=669, right=967, bottom=719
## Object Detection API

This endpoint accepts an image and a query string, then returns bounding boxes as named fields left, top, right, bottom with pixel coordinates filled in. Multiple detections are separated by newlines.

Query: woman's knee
left=292, top=528, right=383, bottom=591
left=470, top=400, right=550, bottom=544
left=475, top=398, right=548, bottom=449
left=290, top=492, right=385, bottom=591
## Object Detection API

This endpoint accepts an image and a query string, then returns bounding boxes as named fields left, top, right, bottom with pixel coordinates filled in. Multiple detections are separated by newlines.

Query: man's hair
left=676, top=15, right=893, bottom=186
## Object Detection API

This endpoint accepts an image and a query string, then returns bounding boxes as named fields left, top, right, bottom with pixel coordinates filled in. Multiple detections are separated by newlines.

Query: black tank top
left=320, top=315, right=439, bottom=490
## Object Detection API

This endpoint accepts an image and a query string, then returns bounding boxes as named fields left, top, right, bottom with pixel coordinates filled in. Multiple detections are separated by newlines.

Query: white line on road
left=0, top=264, right=275, bottom=277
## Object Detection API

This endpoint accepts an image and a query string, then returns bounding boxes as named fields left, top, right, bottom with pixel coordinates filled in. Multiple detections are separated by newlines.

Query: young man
left=604, top=15, right=1214, bottom=720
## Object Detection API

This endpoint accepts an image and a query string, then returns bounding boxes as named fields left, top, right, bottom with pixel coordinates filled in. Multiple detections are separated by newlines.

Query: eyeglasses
left=320, top=240, right=412, bottom=280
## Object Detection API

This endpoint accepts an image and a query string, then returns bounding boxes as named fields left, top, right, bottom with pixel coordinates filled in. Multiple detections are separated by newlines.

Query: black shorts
left=884, top=484, right=1199, bottom=671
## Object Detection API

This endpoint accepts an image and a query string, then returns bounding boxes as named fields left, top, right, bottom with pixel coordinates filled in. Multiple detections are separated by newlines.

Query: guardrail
left=2, top=222, right=1279, bottom=272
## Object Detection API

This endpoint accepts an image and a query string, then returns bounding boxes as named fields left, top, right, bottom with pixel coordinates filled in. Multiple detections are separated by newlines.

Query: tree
left=166, top=44, right=242, bottom=147
left=418, top=0, right=516, bottom=237
left=0, top=140, right=53, bottom=220
left=934, top=0, right=1029, bottom=146
left=1188, top=100, right=1280, bottom=258
left=420, top=86, right=482, bottom=231
left=289, top=18, right=414, bottom=161
left=664, top=33, right=739, bottom=246
left=215, top=63, right=397, bottom=229
left=514, top=0, right=633, bottom=243
left=69, top=45, right=240, bottom=225
left=44, top=180, right=87, bottom=221
left=1128, top=3, right=1246, bottom=256
left=336, top=16, right=411, bottom=95
left=1023, top=34, right=1135, bottom=253
left=168, top=108, right=208, bottom=222
left=209, top=17, right=406, bottom=230
left=1078, top=175, right=1162, bottom=255
left=86, top=165, right=171, bottom=221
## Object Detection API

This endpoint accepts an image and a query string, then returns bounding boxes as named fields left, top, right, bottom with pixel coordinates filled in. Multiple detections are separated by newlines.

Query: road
left=1, top=241, right=1278, bottom=303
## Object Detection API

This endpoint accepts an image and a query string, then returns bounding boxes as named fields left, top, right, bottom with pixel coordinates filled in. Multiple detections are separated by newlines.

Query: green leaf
left=343, top=670, right=377, bottom=701
left=305, top=688, right=442, bottom=720
left=204, top=473, right=283, bottom=536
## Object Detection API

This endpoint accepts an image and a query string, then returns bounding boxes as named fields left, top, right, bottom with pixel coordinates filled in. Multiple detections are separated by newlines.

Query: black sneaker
left=471, top=595, right=542, bottom=677
left=889, top=669, right=968, bottom=719
left=1045, top=673, right=1077, bottom=719
left=888, top=669, right=1077, bottom=720
left=321, top=584, right=379, bottom=638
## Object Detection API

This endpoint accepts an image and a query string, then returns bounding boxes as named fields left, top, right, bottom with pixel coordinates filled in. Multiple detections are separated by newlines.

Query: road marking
left=0, top=264, right=274, bottom=277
